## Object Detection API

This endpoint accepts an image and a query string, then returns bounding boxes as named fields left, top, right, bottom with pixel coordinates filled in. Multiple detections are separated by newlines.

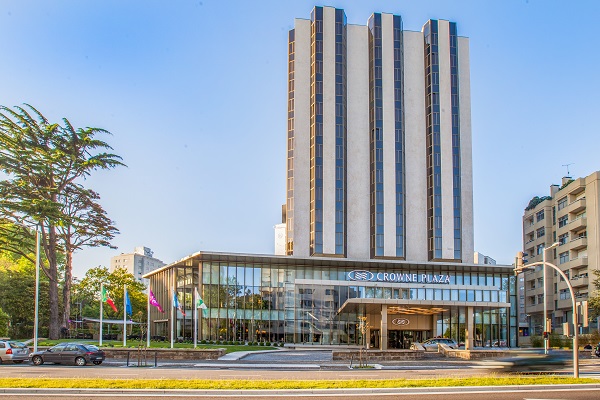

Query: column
left=465, top=306, right=474, bottom=350
left=381, top=305, right=388, bottom=350
left=432, top=314, right=438, bottom=337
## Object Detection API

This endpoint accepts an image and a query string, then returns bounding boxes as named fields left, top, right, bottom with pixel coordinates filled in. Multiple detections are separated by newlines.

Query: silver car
left=0, top=340, right=30, bottom=364
left=418, top=338, right=458, bottom=351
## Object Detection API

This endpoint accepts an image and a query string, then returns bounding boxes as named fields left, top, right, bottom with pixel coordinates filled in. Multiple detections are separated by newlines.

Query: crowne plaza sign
left=348, top=270, right=451, bottom=284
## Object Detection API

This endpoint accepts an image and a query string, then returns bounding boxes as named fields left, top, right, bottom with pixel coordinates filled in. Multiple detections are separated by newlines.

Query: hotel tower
left=285, top=6, right=474, bottom=263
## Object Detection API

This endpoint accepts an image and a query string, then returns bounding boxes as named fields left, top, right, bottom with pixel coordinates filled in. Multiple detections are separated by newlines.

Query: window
left=536, top=243, right=545, bottom=255
left=536, top=227, right=545, bottom=238
left=558, top=215, right=568, bottom=228
left=536, top=210, right=544, bottom=222
left=558, top=233, right=569, bottom=245
left=557, top=197, right=567, bottom=210
left=559, top=251, right=569, bottom=264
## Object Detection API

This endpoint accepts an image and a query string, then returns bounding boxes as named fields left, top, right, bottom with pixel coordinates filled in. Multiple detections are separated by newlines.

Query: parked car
left=29, top=342, right=105, bottom=366
left=412, top=338, right=458, bottom=351
left=0, top=340, right=30, bottom=364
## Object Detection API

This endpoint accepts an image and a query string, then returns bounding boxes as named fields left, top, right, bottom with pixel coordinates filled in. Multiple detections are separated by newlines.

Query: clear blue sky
left=1, top=0, right=598, bottom=277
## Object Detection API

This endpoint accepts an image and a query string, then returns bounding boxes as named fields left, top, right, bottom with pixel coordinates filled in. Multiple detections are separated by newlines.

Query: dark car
left=29, top=343, right=105, bottom=366
left=479, top=350, right=571, bottom=372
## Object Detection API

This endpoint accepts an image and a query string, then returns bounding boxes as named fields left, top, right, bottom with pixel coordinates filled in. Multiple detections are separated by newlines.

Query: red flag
left=102, top=286, right=118, bottom=313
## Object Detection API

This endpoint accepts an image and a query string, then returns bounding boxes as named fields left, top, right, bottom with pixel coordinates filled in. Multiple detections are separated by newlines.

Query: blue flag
left=173, top=290, right=186, bottom=316
left=125, top=289, right=132, bottom=316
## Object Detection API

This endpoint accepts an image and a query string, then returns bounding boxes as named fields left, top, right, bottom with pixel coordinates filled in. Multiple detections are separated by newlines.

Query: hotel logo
left=348, top=270, right=375, bottom=281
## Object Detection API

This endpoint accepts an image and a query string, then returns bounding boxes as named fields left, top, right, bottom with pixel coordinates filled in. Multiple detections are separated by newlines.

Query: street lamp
left=515, top=253, right=579, bottom=378
left=542, top=242, right=559, bottom=355
left=34, top=226, right=40, bottom=353
left=12, top=221, right=41, bottom=353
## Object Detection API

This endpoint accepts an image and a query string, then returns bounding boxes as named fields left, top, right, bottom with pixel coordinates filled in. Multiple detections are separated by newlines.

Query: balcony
left=556, top=299, right=572, bottom=310
left=525, top=304, right=544, bottom=314
left=569, top=236, right=587, bottom=250
left=568, top=217, right=587, bottom=233
left=566, top=198, right=586, bottom=214
left=569, top=256, right=588, bottom=269
left=570, top=276, right=589, bottom=288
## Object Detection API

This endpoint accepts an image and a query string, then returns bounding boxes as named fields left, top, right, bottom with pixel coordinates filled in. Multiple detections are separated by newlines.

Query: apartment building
left=522, top=171, right=600, bottom=335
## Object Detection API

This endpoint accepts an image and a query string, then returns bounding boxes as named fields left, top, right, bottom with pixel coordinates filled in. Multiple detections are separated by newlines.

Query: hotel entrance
left=387, top=330, right=429, bottom=349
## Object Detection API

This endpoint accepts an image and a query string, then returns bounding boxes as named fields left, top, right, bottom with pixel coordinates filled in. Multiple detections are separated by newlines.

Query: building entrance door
left=388, top=330, right=431, bottom=349
left=370, top=329, right=380, bottom=349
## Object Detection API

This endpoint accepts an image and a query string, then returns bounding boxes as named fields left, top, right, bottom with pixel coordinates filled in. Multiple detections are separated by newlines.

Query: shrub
left=531, top=335, right=543, bottom=348
left=266, top=342, right=271, bottom=346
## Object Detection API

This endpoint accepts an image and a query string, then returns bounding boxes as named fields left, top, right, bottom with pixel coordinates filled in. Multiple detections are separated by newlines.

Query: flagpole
left=99, top=283, right=103, bottom=347
left=147, top=284, right=151, bottom=348
left=123, top=284, right=127, bottom=347
left=194, top=289, right=197, bottom=349
left=170, top=285, right=174, bottom=349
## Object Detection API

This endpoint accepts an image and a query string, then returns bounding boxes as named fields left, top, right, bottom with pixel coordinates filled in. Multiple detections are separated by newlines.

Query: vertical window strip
left=449, top=22, right=462, bottom=260
left=369, top=13, right=384, bottom=258
left=287, top=29, right=295, bottom=255
left=334, top=8, right=347, bottom=256
left=393, top=15, right=405, bottom=258
left=425, top=20, right=442, bottom=260
left=310, top=7, right=324, bottom=255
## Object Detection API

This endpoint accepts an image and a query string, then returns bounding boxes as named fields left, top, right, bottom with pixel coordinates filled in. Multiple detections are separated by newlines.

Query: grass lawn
left=0, top=376, right=595, bottom=390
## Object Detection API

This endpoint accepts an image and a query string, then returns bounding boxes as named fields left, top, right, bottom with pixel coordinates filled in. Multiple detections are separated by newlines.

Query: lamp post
left=542, top=242, right=559, bottom=355
left=515, top=254, right=579, bottom=378
left=33, top=226, right=40, bottom=353
left=13, top=222, right=41, bottom=352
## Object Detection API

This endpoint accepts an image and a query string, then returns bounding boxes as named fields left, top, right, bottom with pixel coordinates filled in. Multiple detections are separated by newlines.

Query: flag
left=195, top=287, right=207, bottom=310
left=173, top=290, right=186, bottom=316
left=125, top=289, right=132, bottom=316
left=149, top=289, right=164, bottom=313
left=102, top=286, right=118, bottom=313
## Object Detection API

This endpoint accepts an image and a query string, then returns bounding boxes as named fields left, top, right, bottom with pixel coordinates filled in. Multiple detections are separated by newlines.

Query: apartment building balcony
left=569, top=236, right=587, bottom=250
left=556, top=299, right=573, bottom=310
left=569, top=256, right=588, bottom=269
left=570, top=276, right=589, bottom=288
left=568, top=217, right=587, bottom=233
left=525, top=304, right=544, bottom=314
left=566, top=198, right=586, bottom=214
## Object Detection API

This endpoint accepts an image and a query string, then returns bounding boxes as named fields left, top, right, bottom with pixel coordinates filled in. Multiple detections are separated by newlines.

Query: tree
left=0, top=306, right=9, bottom=337
left=73, top=266, right=147, bottom=322
left=57, top=183, right=118, bottom=328
left=0, top=251, right=50, bottom=339
left=0, top=104, right=124, bottom=339
left=588, top=269, right=600, bottom=320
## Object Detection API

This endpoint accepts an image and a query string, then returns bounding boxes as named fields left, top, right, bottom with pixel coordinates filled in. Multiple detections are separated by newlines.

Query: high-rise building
left=285, top=6, right=473, bottom=263
left=522, top=171, right=600, bottom=335
left=144, top=7, right=518, bottom=349
left=110, top=246, right=165, bottom=285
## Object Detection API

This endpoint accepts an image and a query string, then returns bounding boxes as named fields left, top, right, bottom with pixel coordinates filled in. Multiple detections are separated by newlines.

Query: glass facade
left=147, top=253, right=517, bottom=348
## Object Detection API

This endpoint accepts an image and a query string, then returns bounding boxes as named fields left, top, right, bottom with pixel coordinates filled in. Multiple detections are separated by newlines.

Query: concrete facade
left=110, top=246, right=165, bottom=285
left=286, top=7, right=473, bottom=263
left=522, top=171, right=600, bottom=335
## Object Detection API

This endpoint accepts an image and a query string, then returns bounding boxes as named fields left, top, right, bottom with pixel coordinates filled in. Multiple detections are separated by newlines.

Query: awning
left=337, top=298, right=511, bottom=315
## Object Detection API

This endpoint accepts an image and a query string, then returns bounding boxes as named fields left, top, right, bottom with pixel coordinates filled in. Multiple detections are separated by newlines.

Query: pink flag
left=149, top=289, right=164, bottom=313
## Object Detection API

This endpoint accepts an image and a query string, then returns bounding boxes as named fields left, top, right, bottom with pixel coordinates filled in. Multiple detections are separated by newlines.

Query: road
left=1, top=387, right=600, bottom=400
left=1, top=349, right=600, bottom=399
